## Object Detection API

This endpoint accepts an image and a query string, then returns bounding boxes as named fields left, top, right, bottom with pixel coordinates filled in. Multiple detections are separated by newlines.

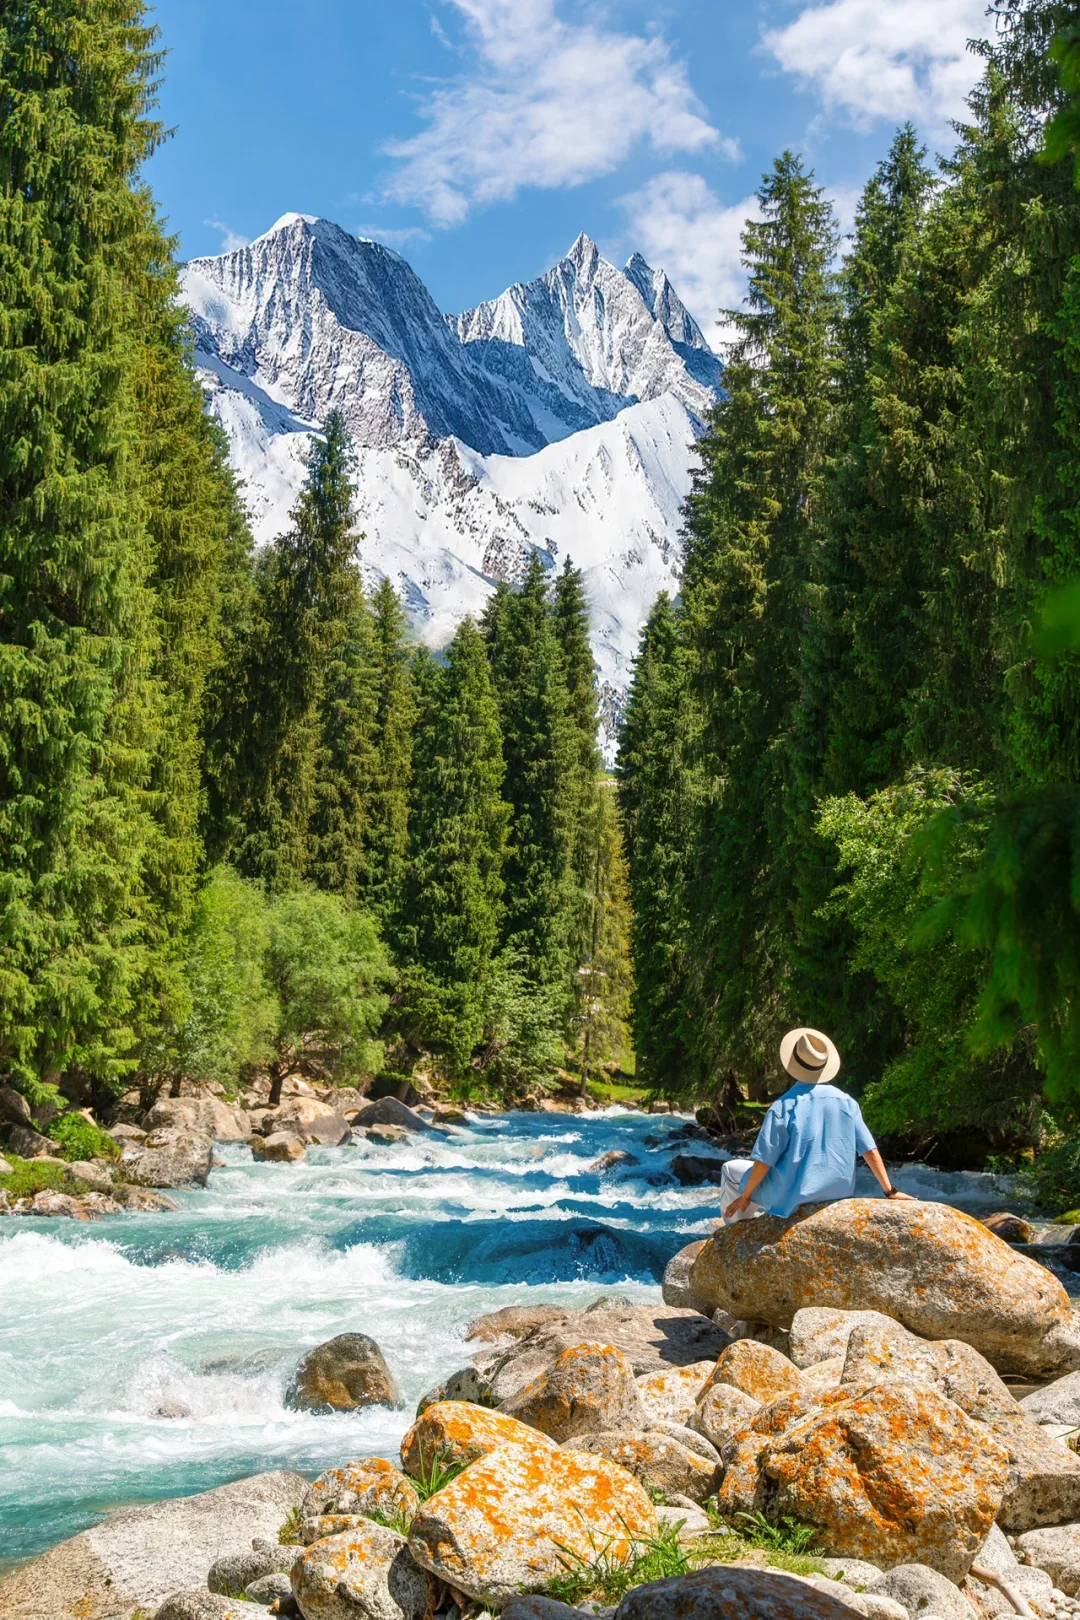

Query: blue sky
left=147, top=0, right=989, bottom=343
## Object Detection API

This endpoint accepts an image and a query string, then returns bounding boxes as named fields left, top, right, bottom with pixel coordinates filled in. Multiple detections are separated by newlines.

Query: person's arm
left=863, top=1147, right=916, bottom=1201
left=724, top=1159, right=771, bottom=1219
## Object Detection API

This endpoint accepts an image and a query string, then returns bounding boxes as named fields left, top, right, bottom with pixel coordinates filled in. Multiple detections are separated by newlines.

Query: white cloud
left=204, top=218, right=250, bottom=253
left=619, top=170, right=759, bottom=347
left=762, top=0, right=986, bottom=133
left=381, top=0, right=727, bottom=226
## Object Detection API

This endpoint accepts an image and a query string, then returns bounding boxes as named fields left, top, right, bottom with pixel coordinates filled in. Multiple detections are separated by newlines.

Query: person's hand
left=888, top=1189, right=917, bottom=1201
left=724, top=1191, right=753, bottom=1219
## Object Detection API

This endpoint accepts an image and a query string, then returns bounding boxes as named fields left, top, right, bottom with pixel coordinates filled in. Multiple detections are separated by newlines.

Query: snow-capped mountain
left=182, top=214, right=721, bottom=756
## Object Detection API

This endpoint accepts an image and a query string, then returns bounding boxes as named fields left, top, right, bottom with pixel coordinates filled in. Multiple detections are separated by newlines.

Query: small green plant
left=48, top=1113, right=121, bottom=1163
left=279, top=1506, right=304, bottom=1545
left=543, top=1520, right=694, bottom=1606
left=410, top=1445, right=468, bottom=1502
left=0, top=1155, right=69, bottom=1199
left=367, top=1505, right=416, bottom=1536
left=734, top=1511, right=823, bottom=1556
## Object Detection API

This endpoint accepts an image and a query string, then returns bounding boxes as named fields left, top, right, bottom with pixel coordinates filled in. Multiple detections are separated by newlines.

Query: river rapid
left=0, top=1107, right=1035, bottom=1567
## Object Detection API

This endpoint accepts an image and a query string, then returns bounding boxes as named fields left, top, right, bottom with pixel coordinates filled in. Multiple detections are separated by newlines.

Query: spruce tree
left=0, top=1, right=164, bottom=1100
left=571, top=780, right=634, bottom=1089
left=553, top=557, right=604, bottom=1015
left=307, top=579, right=376, bottom=902
left=356, top=577, right=415, bottom=930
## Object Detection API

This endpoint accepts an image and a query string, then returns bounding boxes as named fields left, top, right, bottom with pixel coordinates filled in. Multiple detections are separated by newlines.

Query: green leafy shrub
left=0, top=1156, right=69, bottom=1199
left=47, top=1114, right=121, bottom=1163
left=1023, top=1135, right=1080, bottom=1215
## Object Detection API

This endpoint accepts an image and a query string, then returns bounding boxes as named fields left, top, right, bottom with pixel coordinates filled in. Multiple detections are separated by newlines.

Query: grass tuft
left=410, top=1445, right=468, bottom=1502
left=278, top=1506, right=303, bottom=1545
left=543, top=1520, right=694, bottom=1606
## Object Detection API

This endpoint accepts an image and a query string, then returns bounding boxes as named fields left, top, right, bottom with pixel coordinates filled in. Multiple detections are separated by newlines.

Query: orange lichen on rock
left=302, top=1456, right=420, bottom=1523
left=635, top=1360, right=715, bottom=1425
left=561, top=1429, right=719, bottom=1502
left=290, top=1520, right=429, bottom=1620
left=400, top=1401, right=555, bottom=1480
left=407, top=1440, right=657, bottom=1606
left=688, top=1199, right=1079, bottom=1376
left=498, top=1339, right=647, bottom=1440
left=699, top=1339, right=804, bottom=1405
left=717, top=1381, right=1008, bottom=1582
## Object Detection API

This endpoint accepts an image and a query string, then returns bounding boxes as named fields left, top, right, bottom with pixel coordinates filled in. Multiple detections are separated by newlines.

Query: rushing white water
left=0, top=1108, right=1040, bottom=1565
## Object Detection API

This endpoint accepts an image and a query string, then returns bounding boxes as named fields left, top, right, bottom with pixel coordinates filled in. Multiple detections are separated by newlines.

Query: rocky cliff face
left=181, top=215, right=722, bottom=757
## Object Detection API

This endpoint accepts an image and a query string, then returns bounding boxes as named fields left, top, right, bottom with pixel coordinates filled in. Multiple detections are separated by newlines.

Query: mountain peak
left=566, top=231, right=600, bottom=271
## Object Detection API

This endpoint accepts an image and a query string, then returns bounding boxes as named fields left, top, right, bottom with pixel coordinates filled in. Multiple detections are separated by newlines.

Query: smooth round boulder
left=286, top=1334, right=400, bottom=1412
left=290, top=1523, right=429, bottom=1620
left=302, top=1458, right=419, bottom=1523
left=415, top=1365, right=495, bottom=1417
left=689, top=1199, right=1080, bottom=1376
left=498, top=1340, right=647, bottom=1440
left=208, top=1538, right=292, bottom=1594
left=635, top=1362, right=714, bottom=1426
left=660, top=1241, right=714, bottom=1314
left=612, top=1565, right=873, bottom=1619
left=562, top=1428, right=720, bottom=1502
left=400, top=1400, right=556, bottom=1479
left=701, top=1339, right=804, bottom=1405
left=251, top=1131, right=306, bottom=1163
left=870, top=1564, right=979, bottom=1620
left=690, top=1382, right=762, bottom=1451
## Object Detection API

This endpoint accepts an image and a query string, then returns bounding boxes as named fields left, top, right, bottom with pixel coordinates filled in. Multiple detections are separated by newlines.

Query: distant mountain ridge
left=181, top=214, right=722, bottom=756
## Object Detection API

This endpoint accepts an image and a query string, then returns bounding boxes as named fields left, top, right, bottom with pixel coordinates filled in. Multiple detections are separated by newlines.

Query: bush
left=47, top=1114, right=121, bottom=1162
left=0, top=1155, right=69, bottom=1198
left=1025, top=1135, right=1080, bottom=1215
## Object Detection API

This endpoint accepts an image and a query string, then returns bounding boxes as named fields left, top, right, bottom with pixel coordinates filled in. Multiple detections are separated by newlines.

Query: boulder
left=1018, top=1523, right=1080, bottom=1594
left=260, top=1098, right=350, bottom=1146
left=433, top=1108, right=468, bottom=1126
left=127, top=1127, right=214, bottom=1188
left=635, top=1361, right=715, bottom=1426
left=0, top=1470, right=307, bottom=1620
left=66, top=1160, right=115, bottom=1189
left=243, top=1572, right=292, bottom=1603
left=1022, top=1371, right=1080, bottom=1427
left=688, top=1199, right=1080, bottom=1376
left=117, top=1185, right=181, bottom=1212
left=406, top=1440, right=656, bottom=1607
left=301, top=1514, right=372, bottom=1545
left=612, top=1566, right=873, bottom=1620
left=716, top=1383, right=1009, bottom=1581
left=366, top=1125, right=408, bottom=1145
left=349, top=1098, right=441, bottom=1134
left=3, top=1122, right=54, bottom=1157
left=648, top=1421, right=721, bottom=1465
left=589, top=1150, right=636, bottom=1173
left=286, top=1334, right=400, bottom=1412
left=817, top=1558, right=889, bottom=1587
left=501, top=1600, right=593, bottom=1620
left=870, top=1564, right=979, bottom=1620
left=153, top=1595, right=261, bottom=1619
left=28, top=1189, right=90, bottom=1219
left=981, top=1409, right=1080, bottom=1530
left=670, top=1154, right=730, bottom=1186
left=302, top=1459, right=420, bottom=1523
left=499, top=1341, right=648, bottom=1440
left=465, top=1304, right=569, bottom=1343
left=401, top=1401, right=556, bottom=1479
left=790, top=1307, right=905, bottom=1369
left=416, top=1365, right=494, bottom=1416
left=289, top=1522, right=429, bottom=1620
left=208, top=1538, right=293, bottom=1594
left=982, top=1212, right=1036, bottom=1244
left=840, top=1321, right=1019, bottom=1421
left=689, top=1382, right=762, bottom=1451
left=661, top=1241, right=715, bottom=1314
left=143, top=1097, right=250, bottom=1141
left=562, top=1429, right=720, bottom=1502
left=655, top=1502, right=711, bottom=1541
left=251, top=1131, right=306, bottom=1163
left=0, top=1083, right=33, bottom=1127
left=701, top=1340, right=804, bottom=1405
left=801, top=1356, right=846, bottom=1393
left=963, top=1522, right=1055, bottom=1617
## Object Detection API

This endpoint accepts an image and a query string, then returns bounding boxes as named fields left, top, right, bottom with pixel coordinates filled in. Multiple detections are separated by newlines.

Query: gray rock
left=661, top=1241, right=715, bottom=1314
left=0, top=1084, right=33, bottom=1128
left=647, top=1420, right=721, bottom=1464
left=790, top=1307, right=908, bottom=1369
left=840, top=1321, right=1020, bottom=1422
left=655, top=1503, right=711, bottom=1540
left=852, top=1595, right=909, bottom=1620
left=415, top=1364, right=495, bottom=1416
left=502, top=1601, right=593, bottom=1620
left=0, top=1470, right=307, bottom=1620
left=613, top=1567, right=873, bottom=1618
left=0, top=1157, right=12, bottom=1176
left=144, top=1096, right=250, bottom=1142
left=980, top=1409, right=1080, bottom=1530
left=349, top=1097, right=442, bottom=1134
left=817, top=1558, right=888, bottom=1588
left=286, top=1333, right=400, bottom=1412
left=1018, top=1523, right=1080, bottom=1595
left=290, top=1522, right=429, bottom=1620
left=154, top=1593, right=263, bottom=1619
left=964, top=1527, right=1053, bottom=1619
left=689, top=1382, right=762, bottom=1451
left=1022, top=1371, right=1080, bottom=1427
left=244, top=1571, right=292, bottom=1602
left=3, top=1122, right=54, bottom=1158
left=870, top=1564, right=980, bottom=1620
left=127, top=1127, right=214, bottom=1187
left=670, top=1154, right=729, bottom=1187
left=208, top=1538, right=293, bottom=1594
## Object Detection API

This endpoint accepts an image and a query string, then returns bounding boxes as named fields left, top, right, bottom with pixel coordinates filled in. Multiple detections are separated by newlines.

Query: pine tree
left=553, top=557, right=604, bottom=1015
left=307, top=578, right=376, bottom=902
left=616, top=593, right=703, bottom=1090
left=399, top=619, right=509, bottom=1072
left=354, top=577, right=415, bottom=931
left=571, top=780, right=633, bottom=1089
left=0, top=1, right=165, bottom=1101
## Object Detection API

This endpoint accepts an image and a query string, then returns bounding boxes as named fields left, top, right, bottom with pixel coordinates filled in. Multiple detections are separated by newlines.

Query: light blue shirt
left=741, top=1082, right=876, bottom=1218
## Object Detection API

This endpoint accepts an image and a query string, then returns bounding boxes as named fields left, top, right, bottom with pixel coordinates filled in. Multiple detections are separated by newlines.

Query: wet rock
left=143, top=1097, right=250, bottom=1141
left=1018, top=1523, right=1080, bottom=1594
left=465, top=1304, right=569, bottom=1342
left=259, top=1098, right=349, bottom=1146
left=28, top=1189, right=90, bottom=1219
left=562, top=1429, right=719, bottom=1501
left=208, top=1539, right=293, bottom=1594
left=499, top=1341, right=648, bottom=1440
left=117, top=1185, right=181, bottom=1212
left=635, top=1361, right=715, bottom=1426
left=251, top=1131, right=306, bottom=1163
left=349, top=1098, right=441, bottom=1135
left=286, top=1334, right=400, bottom=1412
left=415, top=1365, right=495, bottom=1416
left=290, top=1522, right=429, bottom=1620
left=689, top=1199, right=1080, bottom=1376
left=302, top=1459, right=420, bottom=1524
left=689, top=1382, right=762, bottom=1451
left=871, top=1564, right=979, bottom=1620
left=406, top=1440, right=656, bottom=1607
left=433, top=1107, right=468, bottom=1126
left=589, top=1150, right=636, bottom=1173
left=127, top=1127, right=214, bottom=1188
left=612, top=1566, right=871, bottom=1620
left=0, top=1470, right=307, bottom=1620
left=717, top=1383, right=1009, bottom=1581
left=366, top=1125, right=408, bottom=1145
left=1023, top=1371, right=1080, bottom=1427
left=982, top=1212, right=1036, bottom=1244
left=401, top=1400, right=556, bottom=1478
left=3, top=1122, right=54, bottom=1157
left=701, top=1339, right=804, bottom=1405
left=790, top=1307, right=903, bottom=1369
left=670, top=1154, right=730, bottom=1187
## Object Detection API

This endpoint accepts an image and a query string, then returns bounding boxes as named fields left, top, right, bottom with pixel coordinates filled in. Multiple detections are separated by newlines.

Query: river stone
left=251, top=1131, right=306, bottom=1163
left=689, top=1382, right=762, bottom=1451
left=367, top=1125, right=408, bottom=1144
left=790, top=1307, right=904, bottom=1369
left=0, top=1469, right=307, bottom=1620
left=670, top=1153, right=730, bottom=1186
left=208, top=1538, right=293, bottom=1593
left=501, top=1601, right=594, bottom=1620
left=406, top=1439, right=656, bottom=1607
left=416, top=1365, right=495, bottom=1416
left=717, top=1383, right=1009, bottom=1581
left=801, top=1355, right=846, bottom=1393
left=818, top=1558, right=889, bottom=1587
left=962, top=1522, right=1054, bottom=1616
left=499, top=1340, right=648, bottom=1440
left=980, top=1409, right=1080, bottom=1530
left=260, top=1097, right=350, bottom=1145
left=561, top=1428, right=720, bottom=1502
left=656, top=1502, right=712, bottom=1541
left=243, top=1571, right=292, bottom=1602
left=840, top=1321, right=1019, bottom=1421
left=870, top=1564, right=979, bottom=1620
left=688, top=1199, right=1080, bottom=1377
left=465, top=1304, right=571, bottom=1342
left=302, top=1458, right=420, bottom=1522
left=349, top=1097, right=441, bottom=1134
left=154, top=1594, right=263, bottom=1619
left=143, top=1096, right=250, bottom=1141
left=28, top=1189, right=90, bottom=1219
left=401, top=1400, right=557, bottom=1479
left=286, top=1334, right=400, bottom=1412
left=648, top=1420, right=722, bottom=1464
left=612, top=1566, right=870, bottom=1620
left=127, top=1127, right=214, bottom=1187
left=635, top=1361, right=714, bottom=1425
left=290, top=1522, right=429, bottom=1620
left=661, top=1241, right=715, bottom=1314
left=701, top=1339, right=804, bottom=1406
left=982, top=1212, right=1036, bottom=1244
left=1022, top=1370, right=1080, bottom=1426
left=1018, top=1524, right=1080, bottom=1594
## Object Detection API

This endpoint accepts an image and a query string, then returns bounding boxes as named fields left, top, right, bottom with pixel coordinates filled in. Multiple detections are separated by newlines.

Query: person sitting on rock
left=720, top=1027, right=916, bottom=1222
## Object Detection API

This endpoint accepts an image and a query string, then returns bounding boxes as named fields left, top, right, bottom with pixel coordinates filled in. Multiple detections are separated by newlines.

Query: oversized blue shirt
left=741, top=1082, right=876, bottom=1218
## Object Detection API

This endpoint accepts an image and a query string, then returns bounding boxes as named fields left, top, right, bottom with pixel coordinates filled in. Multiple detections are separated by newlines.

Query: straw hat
left=780, top=1027, right=841, bottom=1084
